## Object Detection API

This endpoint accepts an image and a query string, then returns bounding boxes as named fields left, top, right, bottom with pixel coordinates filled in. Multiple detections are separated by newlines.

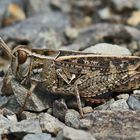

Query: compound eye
left=17, top=50, right=27, bottom=64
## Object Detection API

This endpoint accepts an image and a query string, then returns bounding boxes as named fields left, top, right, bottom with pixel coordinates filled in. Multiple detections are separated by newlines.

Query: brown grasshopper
left=1, top=38, right=140, bottom=117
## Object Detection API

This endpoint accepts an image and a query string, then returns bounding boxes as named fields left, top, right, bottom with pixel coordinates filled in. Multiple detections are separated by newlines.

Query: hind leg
left=75, top=84, right=84, bottom=117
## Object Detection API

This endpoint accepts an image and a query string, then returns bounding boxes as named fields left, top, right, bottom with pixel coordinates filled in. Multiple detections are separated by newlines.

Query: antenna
left=0, top=37, right=15, bottom=58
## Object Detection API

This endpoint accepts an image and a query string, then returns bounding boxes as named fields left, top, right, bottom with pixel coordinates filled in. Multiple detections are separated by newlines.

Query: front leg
left=18, top=81, right=37, bottom=114
left=10, top=78, right=50, bottom=112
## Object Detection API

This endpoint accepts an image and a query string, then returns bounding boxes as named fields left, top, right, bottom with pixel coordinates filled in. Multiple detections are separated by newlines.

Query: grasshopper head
left=11, top=46, right=31, bottom=81
left=0, top=39, right=31, bottom=81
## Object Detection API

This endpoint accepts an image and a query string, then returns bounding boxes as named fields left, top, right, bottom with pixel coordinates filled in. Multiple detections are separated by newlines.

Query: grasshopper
left=1, top=38, right=140, bottom=117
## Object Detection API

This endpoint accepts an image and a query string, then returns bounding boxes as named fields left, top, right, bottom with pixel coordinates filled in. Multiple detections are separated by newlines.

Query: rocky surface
left=0, top=0, right=140, bottom=140
left=23, top=133, right=53, bottom=140
left=0, top=12, right=69, bottom=49
left=87, top=110, right=140, bottom=140
left=56, top=126, right=95, bottom=140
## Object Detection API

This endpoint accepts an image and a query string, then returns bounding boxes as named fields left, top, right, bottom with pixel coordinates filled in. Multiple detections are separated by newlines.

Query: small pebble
left=82, top=106, right=93, bottom=114
left=80, top=119, right=92, bottom=129
left=21, top=111, right=39, bottom=120
left=133, top=90, right=140, bottom=95
left=127, top=10, right=140, bottom=26
left=65, top=27, right=79, bottom=40
left=0, top=95, right=8, bottom=107
left=127, top=96, right=140, bottom=110
left=109, top=99, right=129, bottom=110
left=23, top=133, right=52, bottom=140
left=53, top=99, right=68, bottom=122
left=3, top=3, right=26, bottom=26
left=98, top=7, right=112, bottom=20
left=39, top=113, right=65, bottom=136
left=65, top=109, right=80, bottom=129
left=7, top=114, right=17, bottom=123
left=56, top=126, right=96, bottom=140
left=117, top=94, right=129, bottom=100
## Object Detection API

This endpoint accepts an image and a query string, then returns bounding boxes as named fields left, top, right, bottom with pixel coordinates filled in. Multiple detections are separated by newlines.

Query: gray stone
left=1, top=68, right=13, bottom=96
left=84, top=43, right=131, bottom=55
left=127, top=95, right=140, bottom=110
left=83, top=106, right=93, bottom=114
left=5, top=95, right=21, bottom=113
left=2, top=2, right=26, bottom=27
left=68, top=23, right=140, bottom=52
left=65, top=109, right=80, bottom=129
left=34, top=29, right=62, bottom=49
left=39, top=113, right=65, bottom=136
left=20, top=111, right=38, bottom=120
left=47, top=108, right=53, bottom=115
left=0, top=115, right=11, bottom=134
left=85, top=110, right=140, bottom=139
left=25, top=0, right=51, bottom=17
left=133, top=90, right=140, bottom=94
left=110, top=0, right=140, bottom=12
left=10, top=78, right=52, bottom=111
left=0, top=95, right=8, bottom=107
left=109, top=99, right=129, bottom=110
left=65, top=27, right=79, bottom=40
left=8, top=119, right=42, bottom=134
left=0, top=1, right=7, bottom=27
left=0, top=12, right=70, bottom=48
left=98, top=7, right=112, bottom=20
left=117, top=94, right=129, bottom=100
left=2, top=108, right=15, bottom=116
left=53, top=99, right=68, bottom=122
left=95, top=99, right=115, bottom=110
left=0, top=0, right=25, bottom=27
left=0, top=77, right=4, bottom=95
left=23, top=133, right=52, bottom=140
left=11, top=0, right=25, bottom=8
left=80, top=118, right=92, bottom=129
left=6, top=114, right=17, bottom=123
left=0, top=0, right=26, bottom=27
left=50, top=0, right=71, bottom=13
left=56, top=126, right=96, bottom=140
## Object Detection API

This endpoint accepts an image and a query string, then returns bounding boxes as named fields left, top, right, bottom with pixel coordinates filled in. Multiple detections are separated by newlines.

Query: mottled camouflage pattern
left=12, top=46, right=140, bottom=99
